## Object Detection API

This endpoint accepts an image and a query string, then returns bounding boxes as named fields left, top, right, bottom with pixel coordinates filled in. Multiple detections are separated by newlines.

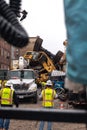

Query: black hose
left=9, top=0, right=21, bottom=17
left=0, top=0, right=29, bottom=48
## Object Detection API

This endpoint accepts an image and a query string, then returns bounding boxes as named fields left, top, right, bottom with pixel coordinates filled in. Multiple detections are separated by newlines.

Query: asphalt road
left=8, top=97, right=87, bottom=130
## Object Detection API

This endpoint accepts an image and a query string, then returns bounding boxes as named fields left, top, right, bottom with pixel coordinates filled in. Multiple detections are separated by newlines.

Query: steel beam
left=0, top=107, right=87, bottom=123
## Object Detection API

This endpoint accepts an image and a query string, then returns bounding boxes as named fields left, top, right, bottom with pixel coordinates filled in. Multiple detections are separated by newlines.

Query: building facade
left=19, top=37, right=37, bottom=56
left=0, top=38, right=11, bottom=69
left=0, top=36, right=42, bottom=69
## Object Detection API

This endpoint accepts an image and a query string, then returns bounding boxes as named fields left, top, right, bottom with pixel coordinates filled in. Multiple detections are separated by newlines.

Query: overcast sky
left=6, top=0, right=67, bottom=54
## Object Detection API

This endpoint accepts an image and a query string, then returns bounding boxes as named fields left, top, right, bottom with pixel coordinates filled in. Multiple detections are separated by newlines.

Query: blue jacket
left=63, top=0, right=87, bottom=84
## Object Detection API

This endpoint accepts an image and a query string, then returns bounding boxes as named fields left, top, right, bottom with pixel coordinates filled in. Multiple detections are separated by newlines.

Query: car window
left=9, top=70, right=35, bottom=79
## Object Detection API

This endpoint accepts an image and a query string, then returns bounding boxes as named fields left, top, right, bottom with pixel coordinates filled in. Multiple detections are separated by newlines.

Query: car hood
left=8, top=79, right=35, bottom=84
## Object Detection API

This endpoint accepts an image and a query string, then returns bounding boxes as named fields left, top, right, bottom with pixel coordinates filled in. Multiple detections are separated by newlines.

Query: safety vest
left=42, top=88, right=56, bottom=107
left=0, top=87, right=14, bottom=105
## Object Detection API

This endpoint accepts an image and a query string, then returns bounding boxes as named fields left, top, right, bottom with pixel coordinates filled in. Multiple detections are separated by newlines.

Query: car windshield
left=9, top=70, right=35, bottom=79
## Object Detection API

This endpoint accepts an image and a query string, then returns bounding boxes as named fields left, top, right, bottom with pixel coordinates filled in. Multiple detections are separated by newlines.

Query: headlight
left=28, top=85, right=37, bottom=92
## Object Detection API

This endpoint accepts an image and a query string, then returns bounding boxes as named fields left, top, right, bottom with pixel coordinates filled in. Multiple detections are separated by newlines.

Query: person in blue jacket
left=63, top=1, right=87, bottom=103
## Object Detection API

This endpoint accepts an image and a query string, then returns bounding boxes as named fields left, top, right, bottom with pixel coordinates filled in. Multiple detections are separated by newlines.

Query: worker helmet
left=46, top=80, right=53, bottom=86
left=5, top=81, right=12, bottom=87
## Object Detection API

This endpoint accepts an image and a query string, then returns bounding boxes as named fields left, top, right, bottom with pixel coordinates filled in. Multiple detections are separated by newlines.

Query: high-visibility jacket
left=0, top=87, right=14, bottom=105
left=41, top=88, right=56, bottom=107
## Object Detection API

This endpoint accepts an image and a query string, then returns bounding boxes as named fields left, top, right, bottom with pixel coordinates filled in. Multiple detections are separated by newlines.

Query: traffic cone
left=60, top=102, right=64, bottom=109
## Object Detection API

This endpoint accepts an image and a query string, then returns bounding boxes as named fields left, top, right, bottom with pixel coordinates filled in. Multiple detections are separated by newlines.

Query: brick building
left=0, top=36, right=42, bottom=69
left=0, top=38, right=11, bottom=69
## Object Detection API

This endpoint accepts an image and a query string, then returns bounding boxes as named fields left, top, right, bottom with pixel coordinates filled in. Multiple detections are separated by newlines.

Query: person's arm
left=53, top=90, right=58, bottom=99
left=13, top=91, right=19, bottom=107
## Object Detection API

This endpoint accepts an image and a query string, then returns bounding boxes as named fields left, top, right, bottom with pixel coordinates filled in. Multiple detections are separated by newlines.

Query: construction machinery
left=23, top=36, right=65, bottom=84
left=50, top=69, right=68, bottom=101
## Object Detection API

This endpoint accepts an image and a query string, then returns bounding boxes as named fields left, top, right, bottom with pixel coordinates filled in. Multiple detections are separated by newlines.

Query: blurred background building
left=0, top=38, right=11, bottom=69
left=0, top=37, right=38, bottom=70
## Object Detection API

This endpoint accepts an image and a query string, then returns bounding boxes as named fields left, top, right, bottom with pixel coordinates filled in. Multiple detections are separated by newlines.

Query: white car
left=7, top=69, right=38, bottom=103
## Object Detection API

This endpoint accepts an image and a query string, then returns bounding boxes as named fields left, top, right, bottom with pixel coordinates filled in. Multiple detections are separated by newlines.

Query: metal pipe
left=0, top=107, right=87, bottom=123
